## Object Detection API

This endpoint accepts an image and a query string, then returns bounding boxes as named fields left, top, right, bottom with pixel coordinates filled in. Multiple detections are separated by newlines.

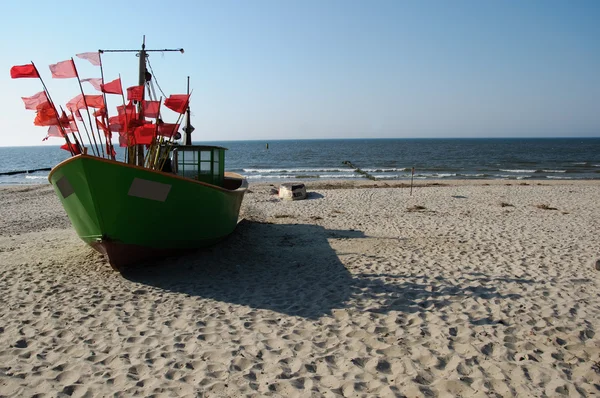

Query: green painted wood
left=49, top=156, right=246, bottom=250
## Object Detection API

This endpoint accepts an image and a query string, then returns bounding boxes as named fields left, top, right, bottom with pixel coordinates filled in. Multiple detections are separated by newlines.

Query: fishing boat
left=11, top=39, right=247, bottom=271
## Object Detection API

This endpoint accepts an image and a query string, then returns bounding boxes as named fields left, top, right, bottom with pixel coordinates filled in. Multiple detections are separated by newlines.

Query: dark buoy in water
left=266, top=143, right=269, bottom=150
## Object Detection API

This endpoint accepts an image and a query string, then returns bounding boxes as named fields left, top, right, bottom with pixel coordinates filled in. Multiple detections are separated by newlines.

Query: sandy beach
left=1, top=180, right=599, bottom=397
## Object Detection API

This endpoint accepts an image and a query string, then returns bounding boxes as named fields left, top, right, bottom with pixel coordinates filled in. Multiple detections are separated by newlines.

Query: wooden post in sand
left=410, top=167, right=415, bottom=196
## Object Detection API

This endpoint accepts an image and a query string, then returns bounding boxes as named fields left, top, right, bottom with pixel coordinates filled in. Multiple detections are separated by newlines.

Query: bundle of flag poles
left=10, top=52, right=190, bottom=170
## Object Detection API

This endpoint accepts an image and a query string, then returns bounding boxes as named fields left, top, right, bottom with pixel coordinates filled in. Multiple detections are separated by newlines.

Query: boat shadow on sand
left=123, top=220, right=531, bottom=320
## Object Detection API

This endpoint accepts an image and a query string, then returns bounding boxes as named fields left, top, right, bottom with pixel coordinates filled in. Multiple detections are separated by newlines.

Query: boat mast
left=99, top=37, right=184, bottom=165
left=136, top=37, right=147, bottom=166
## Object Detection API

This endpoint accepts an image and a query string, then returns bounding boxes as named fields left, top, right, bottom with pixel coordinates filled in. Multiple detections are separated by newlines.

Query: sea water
left=1, top=138, right=599, bottom=185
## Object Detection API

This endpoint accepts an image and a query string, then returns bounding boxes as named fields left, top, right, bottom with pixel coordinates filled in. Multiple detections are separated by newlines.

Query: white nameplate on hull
left=127, top=178, right=171, bottom=202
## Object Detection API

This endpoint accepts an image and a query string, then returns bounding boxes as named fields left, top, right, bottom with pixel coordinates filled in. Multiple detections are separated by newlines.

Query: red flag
left=94, top=107, right=107, bottom=118
left=134, top=123, right=156, bottom=145
left=116, top=102, right=137, bottom=131
left=34, top=111, right=59, bottom=126
left=142, top=100, right=160, bottom=118
left=10, top=64, right=39, bottom=79
left=81, top=78, right=103, bottom=91
left=106, top=143, right=116, bottom=158
left=128, top=119, right=144, bottom=132
left=96, top=118, right=110, bottom=136
left=84, top=95, right=104, bottom=108
left=117, top=102, right=135, bottom=116
left=69, top=119, right=78, bottom=132
left=118, top=133, right=130, bottom=147
left=112, top=104, right=139, bottom=132
left=109, top=116, right=123, bottom=132
left=101, top=77, right=122, bottom=95
left=21, top=91, right=49, bottom=110
left=49, top=60, right=77, bottom=79
left=45, top=125, right=65, bottom=139
left=59, top=111, right=70, bottom=128
left=74, top=109, right=83, bottom=121
left=33, top=103, right=59, bottom=126
left=66, top=94, right=83, bottom=111
left=97, top=119, right=115, bottom=155
left=68, top=111, right=79, bottom=131
left=157, top=123, right=180, bottom=138
left=67, top=94, right=104, bottom=110
left=76, top=52, right=101, bottom=66
left=61, top=142, right=81, bottom=154
left=164, top=94, right=190, bottom=114
left=127, top=85, right=144, bottom=101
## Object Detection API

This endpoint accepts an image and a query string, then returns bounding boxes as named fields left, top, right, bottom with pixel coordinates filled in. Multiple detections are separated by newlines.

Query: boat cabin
left=171, top=145, right=226, bottom=186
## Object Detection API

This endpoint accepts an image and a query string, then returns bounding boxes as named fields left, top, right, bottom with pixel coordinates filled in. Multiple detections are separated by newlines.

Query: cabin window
left=177, top=150, right=199, bottom=179
left=172, top=146, right=225, bottom=186
left=199, top=150, right=212, bottom=174
left=200, top=161, right=212, bottom=174
left=213, top=149, right=220, bottom=177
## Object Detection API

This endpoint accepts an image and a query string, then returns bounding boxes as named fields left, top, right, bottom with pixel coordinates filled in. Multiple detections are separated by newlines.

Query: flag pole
left=71, top=58, right=103, bottom=157
left=136, top=37, right=147, bottom=167
left=72, top=110, right=94, bottom=156
left=144, top=98, right=162, bottom=168
left=98, top=52, right=116, bottom=160
left=59, top=106, right=84, bottom=154
left=30, top=62, right=76, bottom=156
left=72, top=107, right=94, bottom=155
left=69, top=118, right=84, bottom=154
left=157, top=95, right=189, bottom=171
left=117, top=73, right=134, bottom=164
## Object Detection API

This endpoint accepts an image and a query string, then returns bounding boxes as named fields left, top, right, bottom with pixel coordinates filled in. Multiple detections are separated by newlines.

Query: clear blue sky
left=2, top=0, right=599, bottom=146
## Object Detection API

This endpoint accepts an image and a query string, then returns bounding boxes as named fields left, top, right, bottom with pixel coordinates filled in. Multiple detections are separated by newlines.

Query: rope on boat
left=0, top=167, right=51, bottom=176
left=146, top=56, right=167, bottom=98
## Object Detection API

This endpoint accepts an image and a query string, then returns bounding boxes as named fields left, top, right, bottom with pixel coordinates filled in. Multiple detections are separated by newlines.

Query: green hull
left=48, top=155, right=247, bottom=270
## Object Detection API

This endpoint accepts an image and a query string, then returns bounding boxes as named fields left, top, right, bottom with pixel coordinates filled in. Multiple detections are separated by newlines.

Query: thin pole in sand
left=410, top=166, right=415, bottom=196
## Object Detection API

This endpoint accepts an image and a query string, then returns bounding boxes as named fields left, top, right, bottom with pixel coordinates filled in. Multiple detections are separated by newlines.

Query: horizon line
left=2, top=135, right=600, bottom=148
